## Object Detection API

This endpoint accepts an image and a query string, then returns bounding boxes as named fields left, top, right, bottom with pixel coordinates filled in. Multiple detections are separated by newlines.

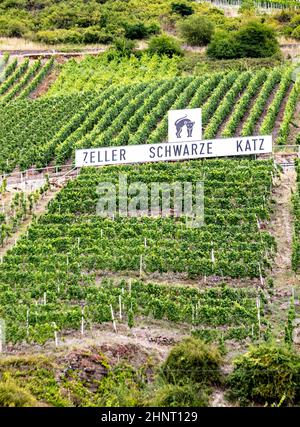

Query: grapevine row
left=241, top=68, right=281, bottom=136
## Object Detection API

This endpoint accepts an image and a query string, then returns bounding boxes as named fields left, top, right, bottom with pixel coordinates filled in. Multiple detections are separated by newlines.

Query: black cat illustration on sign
left=175, top=115, right=195, bottom=139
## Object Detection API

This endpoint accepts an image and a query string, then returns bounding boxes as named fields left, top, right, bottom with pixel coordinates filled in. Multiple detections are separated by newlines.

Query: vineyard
left=0, top=56, right=53, bottom=105
left=0, top=278, right=266, bottom=345
left=0, top=176, right=51, bottom=249
left=46, top=54, right=181, bottom=95
left=0, top=65, right=299, bottom=174
left=1, top=7, right=300, bottom=407
left=0, top=159, right=276, bottom=345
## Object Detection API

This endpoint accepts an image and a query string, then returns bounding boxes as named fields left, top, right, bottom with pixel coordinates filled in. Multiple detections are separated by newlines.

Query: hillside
left=0, top=0, right=300, bottom=412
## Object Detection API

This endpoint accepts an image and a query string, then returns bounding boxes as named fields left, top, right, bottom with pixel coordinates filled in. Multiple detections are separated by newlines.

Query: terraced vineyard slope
left=0, top=66, right=299, bottom=174
left=0, top=159, right=277, bottom=345
left=0, top=57, right=53, bottom=105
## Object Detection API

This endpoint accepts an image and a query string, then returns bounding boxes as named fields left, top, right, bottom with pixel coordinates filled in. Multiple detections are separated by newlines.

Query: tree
left=178, top=15, right=214, bottom=46
left=123, top=22, right=149, bottom=40
left=292, top=25, right=300, bottom=40
left=239, top=0, right=255, bottom=14
left=171, top=2, right=194, bottom=17
left=235, top=21, right=279, bottom=58
left=109, top=38, right=136, bottom=59
left=148, top=34, right=183, bottom=58
left=206, top=30, right=238, bottom=59
left=228, top=344, right=300, bottom=405
left=162, top=337, right=222, bottom=385
left=123, top=22, right=160, bottom=40
left=207, top=21, right=279, bottom=59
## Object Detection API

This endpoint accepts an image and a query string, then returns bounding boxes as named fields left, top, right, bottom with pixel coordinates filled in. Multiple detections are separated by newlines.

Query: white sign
left=75, top=135, right=272, bottom=167
left=168, top=108, right=202, bottom=143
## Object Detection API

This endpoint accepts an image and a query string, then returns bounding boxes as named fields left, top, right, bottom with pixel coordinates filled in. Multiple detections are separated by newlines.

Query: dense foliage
left=178, top=15, right=215, bottom=46
left=147, top=34, right=183, bottom=57
left=0, top=0, right=215, bottom=44
left=228, top=344, right=300, bottom=406
left=0, top=65, right=296, bottom=173
left=1, top=0, right=298, bottom=52
left=162, top=337, right=222, bottom=385
left=0, top=56, right=53, bottom=105
left=207, top=21, right=279, bottom=59
left=47, top=53, right=181, bottom=95
left=0, top=159, right=274, bottom=344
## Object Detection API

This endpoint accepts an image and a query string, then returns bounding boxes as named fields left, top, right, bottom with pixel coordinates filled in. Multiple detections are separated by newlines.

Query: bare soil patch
left=30, top=65, right=60, bottom=98
left=268, top=169, right=296, bottom=274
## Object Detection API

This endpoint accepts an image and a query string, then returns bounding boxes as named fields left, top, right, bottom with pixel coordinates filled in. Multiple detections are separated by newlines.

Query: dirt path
left=30, top=62, right=61, bottom=99
left=268, top=168, right=297, bottom=275
left=210, top=389, right=231, bottom=407
left=264, top=167, right=300, bottom=341
left=6, top=320, right=190, bottom=360
left=1, top=47, right=108, bottom=59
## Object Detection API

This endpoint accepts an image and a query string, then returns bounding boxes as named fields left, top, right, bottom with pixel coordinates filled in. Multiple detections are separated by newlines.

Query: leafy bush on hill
left=0, top=9, right=31, bottom=38
left=291, top=25, right=300, bottom=40
left=207, top=21, right=279, bottom=59
left=227, top=344, right=300, bottom=406
left=206, top=30, right=238, bottom=60
left=171, top=2, right=194, bottom=17
left=36, top=29, right=84, bottom=45
left=123, top=21, right=159, bottom=40
left=162, top=337, right=222, bottom=385
left=150, top=382, right=209, bottom=407
left=178, top=15, right=215, bottom=46
left=0, top=375, right=37, bottom=407
left=148, top=34, right=183, bottom=57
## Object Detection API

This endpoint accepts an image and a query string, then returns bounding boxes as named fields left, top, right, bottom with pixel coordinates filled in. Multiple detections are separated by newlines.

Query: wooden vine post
left=81, top=306, right=84, bottom=336
left=110, top=304, right=117, bottom=333
left=256, top=296, right=261, bottom=339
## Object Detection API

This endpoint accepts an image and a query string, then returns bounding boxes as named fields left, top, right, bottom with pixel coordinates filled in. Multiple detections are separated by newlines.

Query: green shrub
left=35, top=29, right=83, bottom=44
left=227, top=344, right=300, bottom=405
left=292, top=25, right=300, bottom=40
left=207, top=30, right=238, bottom=59
left=275, top=11, right=293, bottom=23
left=178, top=15, right=214, bottom=46
left=0, top=17, right=27, bottom=37
left=123, top=22, right=149, bottom=40
left=171, top=2, right=194, bottom=17
left=0, top=376, right=37, bottom=407
left=108, top=38, right=136, bottom=59
left=162, top=337, right=222, bottom=385
left=96, top=364, right=143, bottom=407
left=204, top=6, right=225, bottom=19
left=151, top=382, right=209, bottom=407
left=82, top=27, right=113, bottom=44
left=290, top=15, right=300, bottom=29
left=148, top=34, right=183, bottom=58
left=123, top=22, right=159, bottom=40
left=207, top=21, right=279, bottom=59
left=235, top=21, right=279, bottom=58
left=239, top=0, right=255, bottom=13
